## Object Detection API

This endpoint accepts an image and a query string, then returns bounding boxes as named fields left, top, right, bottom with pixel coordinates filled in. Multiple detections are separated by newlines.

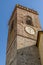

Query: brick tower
left=6, top=4, right=41, bottom=65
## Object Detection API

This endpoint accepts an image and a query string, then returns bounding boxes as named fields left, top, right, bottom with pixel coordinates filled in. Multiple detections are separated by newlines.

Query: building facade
left=6, top=4, right=41, bottom=65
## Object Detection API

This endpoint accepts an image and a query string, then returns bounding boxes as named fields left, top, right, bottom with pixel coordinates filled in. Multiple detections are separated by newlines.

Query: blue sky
left=0, top=0, right=43, bottom=65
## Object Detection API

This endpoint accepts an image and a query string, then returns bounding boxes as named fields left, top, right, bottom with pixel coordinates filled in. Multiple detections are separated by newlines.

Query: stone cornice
left=16, top=4, right=38, bottom=15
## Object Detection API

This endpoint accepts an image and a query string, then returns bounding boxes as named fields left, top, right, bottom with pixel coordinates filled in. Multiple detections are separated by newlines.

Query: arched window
left=26, top=16, right=33, bottom=26
left=10, top=20, right=14, bottom=32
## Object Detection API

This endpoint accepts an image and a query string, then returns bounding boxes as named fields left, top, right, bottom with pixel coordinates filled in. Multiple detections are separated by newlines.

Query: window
left=26, top=16, right=33, bottom=26
left=10, top=20, right=14, bottom=32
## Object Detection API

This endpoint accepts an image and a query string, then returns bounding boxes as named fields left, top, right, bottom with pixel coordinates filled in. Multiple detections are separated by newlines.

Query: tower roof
left=8, top=4, right=38, bottom=25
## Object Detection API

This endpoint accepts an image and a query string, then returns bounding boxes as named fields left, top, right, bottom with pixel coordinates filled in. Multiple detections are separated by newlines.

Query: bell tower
left=6, top=4, right=41, bottom=65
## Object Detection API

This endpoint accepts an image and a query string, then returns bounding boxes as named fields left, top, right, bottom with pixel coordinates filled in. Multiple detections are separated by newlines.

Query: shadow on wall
left=17, top=45, right=41, bottom=65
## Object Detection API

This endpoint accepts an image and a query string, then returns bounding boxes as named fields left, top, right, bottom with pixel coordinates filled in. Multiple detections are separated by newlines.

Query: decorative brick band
left=17, top=34, right=36, bottom=41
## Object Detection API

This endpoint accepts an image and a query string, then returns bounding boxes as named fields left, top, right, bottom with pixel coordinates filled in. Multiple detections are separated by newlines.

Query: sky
left=0, top=0, right=43, bottom=65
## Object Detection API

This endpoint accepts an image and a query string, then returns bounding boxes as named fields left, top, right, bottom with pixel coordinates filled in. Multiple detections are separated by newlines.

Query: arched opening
left=26, top=16, right=33, bottom=26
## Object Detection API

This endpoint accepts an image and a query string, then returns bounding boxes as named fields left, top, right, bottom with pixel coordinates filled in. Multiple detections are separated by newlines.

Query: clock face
left=25, top=26, right=35, bottom=35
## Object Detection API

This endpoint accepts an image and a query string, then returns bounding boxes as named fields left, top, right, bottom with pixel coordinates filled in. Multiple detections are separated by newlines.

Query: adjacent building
left=37, top=31, right=43, bottom=65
